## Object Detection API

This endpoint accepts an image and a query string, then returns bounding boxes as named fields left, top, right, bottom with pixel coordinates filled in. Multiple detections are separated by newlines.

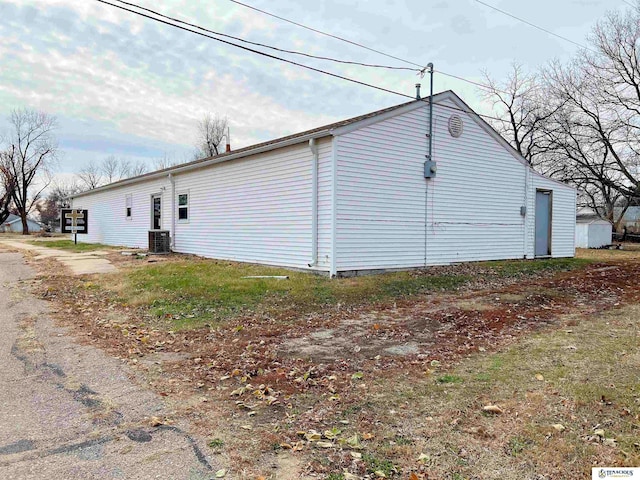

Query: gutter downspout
left=425, top=63, right=434, bottom=268
left=523, top=165, right=529, bottom=258
left=168, top=173, right=175, bottom=250
left=308, top=138, right=319, bottom=267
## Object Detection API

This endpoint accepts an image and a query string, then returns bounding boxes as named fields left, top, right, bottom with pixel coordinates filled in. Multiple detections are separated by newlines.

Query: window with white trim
left=178, top=193, right=189, bottom=222
left=125, top=194, right=132, bottom=219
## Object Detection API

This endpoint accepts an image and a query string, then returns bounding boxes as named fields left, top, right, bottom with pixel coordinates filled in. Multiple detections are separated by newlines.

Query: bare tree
left=195, top=113, right=228, bottom=159
left=2, top=109, right=58, bottom=234
left=77, top=161, right=103, bottom=190
left=539, top=4, right=640, bottom=229
left=128, top=161, right=148, bottom=177
left=0, top=155, right=16, bottom=225
left=482, top=5, right=640, bottom=229
left=154, top=153, right=183, bottom=170
left=101, top=155, right=120, bottom=184
left=36, top=179, right=81, bottom=230
left=481, top=63, right=562, bottom=170
left=101, top=155, right=134, bottom=183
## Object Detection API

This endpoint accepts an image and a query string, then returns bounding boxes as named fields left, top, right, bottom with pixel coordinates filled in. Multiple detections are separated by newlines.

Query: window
left=178, top=193, right=189, bottom=221
left=125, top=194, right=132, bottom=219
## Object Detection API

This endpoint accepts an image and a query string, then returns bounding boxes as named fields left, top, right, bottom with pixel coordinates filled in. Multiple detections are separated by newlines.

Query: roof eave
left=71, top=129, right=332, bottom=199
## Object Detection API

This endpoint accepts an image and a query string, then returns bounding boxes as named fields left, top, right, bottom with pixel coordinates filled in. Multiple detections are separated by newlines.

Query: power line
left=622, top=0, right=635, bottom=7
left=95, top=0, right=408, bottom=97
left=474, top=0, right=598, bottom=54
left=228, top=0, right=507, bottom=93
left=114, top=0, right=420, bottom=73
left=228, top=0, right=425, bottom=68
left=93, top=0, right=509, bottom=124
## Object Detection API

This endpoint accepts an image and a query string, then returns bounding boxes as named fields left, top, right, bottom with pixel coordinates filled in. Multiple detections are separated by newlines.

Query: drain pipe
left=308, top=138, right=319, bottom=267
left=424, top=63, right=435, bottom=268
left=168, top=173, right=175, bottom=250
left=523, top=164, right=529, bottom=258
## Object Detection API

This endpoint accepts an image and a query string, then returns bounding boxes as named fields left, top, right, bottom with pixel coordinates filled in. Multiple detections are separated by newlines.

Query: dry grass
left=92, top=256, right=590, bottom=329
left=331, top=304, right=640, bottom=479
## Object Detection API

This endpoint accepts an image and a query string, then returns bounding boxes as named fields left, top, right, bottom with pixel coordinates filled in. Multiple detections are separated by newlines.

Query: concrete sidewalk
left=0, top=239, right=117, bottom=275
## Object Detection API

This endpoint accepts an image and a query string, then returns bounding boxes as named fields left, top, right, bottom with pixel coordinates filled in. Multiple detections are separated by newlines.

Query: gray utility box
left=148, top=230, right=171, bottom=254
left=424, top=160, right=437, bottom=178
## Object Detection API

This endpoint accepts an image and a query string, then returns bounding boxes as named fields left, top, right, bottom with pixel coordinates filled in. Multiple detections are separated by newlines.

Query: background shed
left=575, top=212, right=611, bottom=248
left=1, top=214, right=42, bottom=234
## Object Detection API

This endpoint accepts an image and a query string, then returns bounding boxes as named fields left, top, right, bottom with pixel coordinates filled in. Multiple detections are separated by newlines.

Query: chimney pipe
left=415, top=83, right=421, bottom=100
left=225, top=126, right=231, bottom=153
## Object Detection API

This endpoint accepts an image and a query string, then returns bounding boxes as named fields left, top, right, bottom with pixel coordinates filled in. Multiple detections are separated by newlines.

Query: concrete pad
left=0, top=239, right=117, bottom=275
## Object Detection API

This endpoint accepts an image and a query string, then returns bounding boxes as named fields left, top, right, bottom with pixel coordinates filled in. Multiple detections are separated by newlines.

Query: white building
left=575, top=211, right=612, bottom=248
left=70, top=91, right=576, bottom=277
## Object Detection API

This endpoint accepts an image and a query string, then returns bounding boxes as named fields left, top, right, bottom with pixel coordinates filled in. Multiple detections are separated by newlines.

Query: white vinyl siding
left=71, top=178, right=169, bottom=248
left=172, top=142, right=319, bottom=269
left=335, top=107, right=427, bottom=271
left=424, top=101, right=527, bottom=265
left=334, top=101, right=528, bottom=271
left=316, top=137, right=333, bottom=270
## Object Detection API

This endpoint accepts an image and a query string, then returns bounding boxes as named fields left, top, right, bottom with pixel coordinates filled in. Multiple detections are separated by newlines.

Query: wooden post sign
left=61, top=209, right=88, bottom=244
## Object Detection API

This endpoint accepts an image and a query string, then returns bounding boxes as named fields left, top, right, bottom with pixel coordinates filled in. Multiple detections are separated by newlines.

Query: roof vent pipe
left=415, top=83, right=421, bottom=100
left=225, top=126, right=231, bottom=153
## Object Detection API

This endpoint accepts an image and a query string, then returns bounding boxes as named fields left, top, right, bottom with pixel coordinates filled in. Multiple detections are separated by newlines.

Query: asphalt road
left=0, top=252, right=217, bottom=479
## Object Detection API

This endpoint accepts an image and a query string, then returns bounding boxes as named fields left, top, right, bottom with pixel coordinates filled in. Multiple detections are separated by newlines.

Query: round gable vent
left=448, top=115, right=464, bottom=138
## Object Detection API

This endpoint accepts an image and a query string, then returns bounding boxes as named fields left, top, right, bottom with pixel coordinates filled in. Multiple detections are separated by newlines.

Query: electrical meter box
left=424, top=161, right=437, bottom=178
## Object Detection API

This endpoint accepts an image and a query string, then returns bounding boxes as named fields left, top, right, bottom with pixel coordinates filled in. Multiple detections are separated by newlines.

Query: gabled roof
left=5, top=215, right=40, bottom=226
left=2, top=214, right=19, bottom=225
left=576, top=213, right=611, bottom=224
left=71, top=89, right=574, bottom=199
left=70, top=95, right=427, bottom=199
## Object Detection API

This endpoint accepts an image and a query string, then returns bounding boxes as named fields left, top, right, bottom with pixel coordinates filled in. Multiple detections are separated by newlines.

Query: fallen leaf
left=305, top=430, right=322, bottom=442
left=215, top=469, right=226, bottom=478
left=350, top=451, right=362, bottom=459
left=417, top=453, right=430, bottom=463
left=603, top=438, right=617, bottom=447
left=149, top=416, right=163, bottom=426
left=351, top=372, right=364, bottom=380
left=483, top=405, right=503, bottom=414
left=374, top=470, right=387, bottom=478
left=552, top=424, right=565, bottom=432
left=316, top=441, right=333, bottom=448
left=535, top=374, right=544, bottom=381
left=594, top=429, right=605, bottom=437
left=409, top=473, right=420, bottom=480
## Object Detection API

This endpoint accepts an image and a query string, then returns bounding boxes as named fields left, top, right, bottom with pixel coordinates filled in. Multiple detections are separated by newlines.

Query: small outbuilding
left=1, top=214, right=42, bottom=233
left=70, top=90, right=576, bottom=276
left=575, top=212, right=612, bottom=248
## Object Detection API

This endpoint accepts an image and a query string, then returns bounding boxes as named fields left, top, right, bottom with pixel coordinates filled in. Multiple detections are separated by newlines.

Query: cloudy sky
left=0, top=0, right=632, bottom=180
